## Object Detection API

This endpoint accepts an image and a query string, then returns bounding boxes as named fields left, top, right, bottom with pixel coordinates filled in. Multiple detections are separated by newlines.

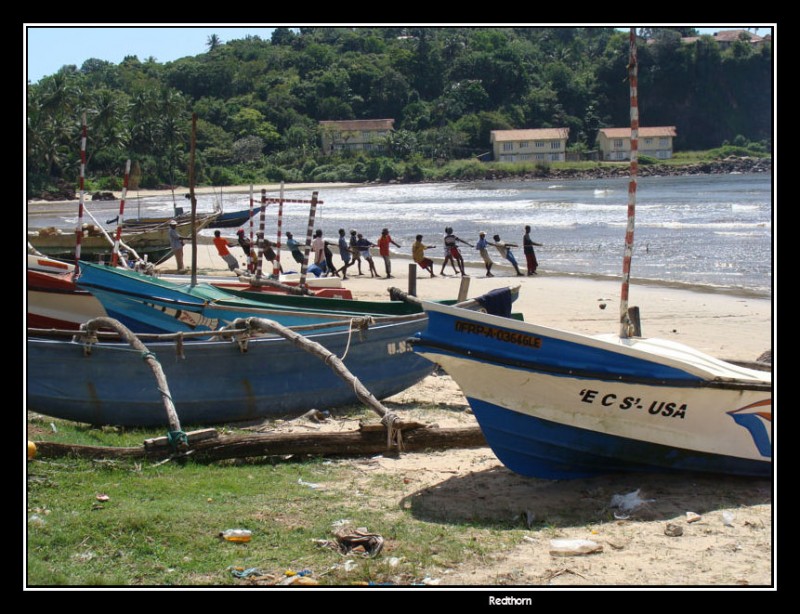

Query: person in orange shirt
left=377, top=228, right=401, bottom=279
left=213, top=230, right=241, bottom=273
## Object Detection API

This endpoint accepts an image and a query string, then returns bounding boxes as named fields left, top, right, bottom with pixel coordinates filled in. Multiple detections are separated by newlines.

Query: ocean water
left=27, top=173, right=773, bottom=297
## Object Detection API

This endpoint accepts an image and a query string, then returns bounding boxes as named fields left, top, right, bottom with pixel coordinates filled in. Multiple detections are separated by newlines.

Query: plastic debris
left=315, top=524, right=384, bottom=557
left=96, top=494, right=110, bottom=502
left=686, top=511, right=702, bottom=523
left=229, top=567, right=265, bottom=578
left=28, top=514, right=46, bottom=528
left=664, top=523, right=684, bottom=537
left=722, top=511, right=735, bottom=527
left=298, top=478, right=324, bottom=490
left=27, top=441, right=36, bottom=460
left=219, top=529, right=252, bottom=543
left=549, top=539, right=603, bottom=556
left=610, top=489, right=655, bottom=518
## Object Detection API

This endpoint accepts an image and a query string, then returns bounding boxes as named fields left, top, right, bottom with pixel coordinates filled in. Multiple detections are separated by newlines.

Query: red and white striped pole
left=111, top=159, right=131, bottom=267
left=75, top=113, right=87, bottom=265
left=620, top=27, right=639, bottom=339
left=298, top=191, right=320, bottom=290
left=273, top=181, right=285, bottom=277
left=255, top=188, right=268, bottom=278
left=248, top=185, right=256, bottom=272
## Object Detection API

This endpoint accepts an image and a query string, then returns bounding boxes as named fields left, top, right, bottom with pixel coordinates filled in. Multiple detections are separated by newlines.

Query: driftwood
left=32, top=424, right=487, bottom=462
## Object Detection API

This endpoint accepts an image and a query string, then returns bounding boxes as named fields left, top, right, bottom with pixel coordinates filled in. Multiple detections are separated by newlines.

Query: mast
left=111, top=160, right=131, bottom=267
left=619, top=27, right=639, bottom=339
left=74, top=113, right=87, bottom=266
left=189, top=113, right=198, bottom=286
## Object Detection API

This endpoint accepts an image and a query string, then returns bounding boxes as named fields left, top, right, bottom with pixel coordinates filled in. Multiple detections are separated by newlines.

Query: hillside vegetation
left=26, top=27, right=772, bottom=197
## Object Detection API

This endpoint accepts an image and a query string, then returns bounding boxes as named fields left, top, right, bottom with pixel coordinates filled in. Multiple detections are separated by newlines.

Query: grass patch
left=26, top=417, right=524, bottom=587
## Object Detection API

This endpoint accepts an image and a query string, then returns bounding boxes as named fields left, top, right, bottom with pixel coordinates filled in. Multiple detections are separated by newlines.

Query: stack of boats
left=26, top=258, right=440, bottom=427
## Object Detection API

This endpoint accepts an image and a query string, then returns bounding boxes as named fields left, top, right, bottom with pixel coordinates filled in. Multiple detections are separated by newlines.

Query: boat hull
left=412, top=303, right=772, bottom=479
left=27, top=270, right=106, bottom=330
left=27, top=318, right=434, bottom=426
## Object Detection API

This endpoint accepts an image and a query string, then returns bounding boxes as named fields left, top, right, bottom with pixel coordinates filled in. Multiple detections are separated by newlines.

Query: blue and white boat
left=411, top=299, right=772, bottom=479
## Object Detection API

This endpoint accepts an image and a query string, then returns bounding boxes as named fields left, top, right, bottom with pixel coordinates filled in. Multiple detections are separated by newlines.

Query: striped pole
left=620, top=27, right=639, bottom=339
left=298, top=191, right=320, bottom=290
left=248, top=185, right=256, bottom=272
left=111, top=159, right=131, bottom=267
left=255, top=189, right=268, bottom=278
left=273, top=181, right=285, bottom=277
left=75, top=113, right=87, bottom=265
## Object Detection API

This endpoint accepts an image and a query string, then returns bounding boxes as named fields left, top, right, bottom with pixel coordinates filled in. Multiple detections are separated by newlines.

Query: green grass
left=26, top=417, right=523, bottom=587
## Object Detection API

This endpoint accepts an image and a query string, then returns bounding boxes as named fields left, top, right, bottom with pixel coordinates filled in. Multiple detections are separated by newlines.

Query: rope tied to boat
left=381, top=412, right=404, bottom=451
left=166, top=429, right=188, bottom=450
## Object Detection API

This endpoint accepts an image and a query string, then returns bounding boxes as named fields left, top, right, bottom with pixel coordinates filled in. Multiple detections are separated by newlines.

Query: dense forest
left=26, top=26, right=773, bottom=196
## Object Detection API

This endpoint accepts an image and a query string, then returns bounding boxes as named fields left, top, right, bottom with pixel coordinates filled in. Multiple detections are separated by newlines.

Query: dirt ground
left=264, top=371, right=774, bottom=588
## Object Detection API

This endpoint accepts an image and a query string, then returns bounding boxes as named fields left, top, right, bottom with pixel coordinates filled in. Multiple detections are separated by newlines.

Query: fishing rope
left=381, top=413, right=404, bottom=451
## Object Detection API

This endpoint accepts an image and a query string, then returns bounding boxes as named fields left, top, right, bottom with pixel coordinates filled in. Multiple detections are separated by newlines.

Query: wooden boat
left=27, top=214, right=217, bottom=263
left=411, top=299, right=771, bottom=479
left=27, top=268, right=106, bottom=330
left=122, top=207, right=258, bottom=229
left=75, top=261, right=371, bottom=334
left=27, top=315, right=434, bottom=427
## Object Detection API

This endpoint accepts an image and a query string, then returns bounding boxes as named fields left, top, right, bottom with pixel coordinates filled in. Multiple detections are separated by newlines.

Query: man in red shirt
left=377, top=228, right=401, bottom=279
left=213, top=230, right=242, bottom=273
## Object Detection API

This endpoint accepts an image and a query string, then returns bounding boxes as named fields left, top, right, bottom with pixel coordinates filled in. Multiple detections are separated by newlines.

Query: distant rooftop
left=490, top=128, right=570, bottom=141
left=599, top=127, right=677, bottom=138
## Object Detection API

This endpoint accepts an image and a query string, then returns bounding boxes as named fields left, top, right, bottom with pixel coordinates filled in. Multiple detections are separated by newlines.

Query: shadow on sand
left=400, top=466, right=772, bottom=529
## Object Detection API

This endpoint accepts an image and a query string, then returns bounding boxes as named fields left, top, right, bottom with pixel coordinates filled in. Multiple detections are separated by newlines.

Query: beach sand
left=159, top=240, right=774, bottom=587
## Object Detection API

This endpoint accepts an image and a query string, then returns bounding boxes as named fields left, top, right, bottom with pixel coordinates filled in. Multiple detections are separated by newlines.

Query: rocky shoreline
left=480, top=156, right=772, bottom=182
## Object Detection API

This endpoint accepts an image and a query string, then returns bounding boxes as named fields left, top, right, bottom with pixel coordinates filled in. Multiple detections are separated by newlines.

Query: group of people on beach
left=413, top=226, right=542, bottom=278
left=205, top=224, right=543, bottom=279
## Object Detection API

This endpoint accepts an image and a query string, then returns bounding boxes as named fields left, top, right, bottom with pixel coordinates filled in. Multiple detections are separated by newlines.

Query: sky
left=23, top=24, right=773, bottom=85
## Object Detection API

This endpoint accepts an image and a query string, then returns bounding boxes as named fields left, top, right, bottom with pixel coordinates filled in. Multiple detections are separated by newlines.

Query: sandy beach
left=150, top=241, right=774, bottom=587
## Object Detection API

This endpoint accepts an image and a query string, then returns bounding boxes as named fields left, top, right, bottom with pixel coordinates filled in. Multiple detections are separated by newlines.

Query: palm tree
left=206, top=34, right=222, bottom=52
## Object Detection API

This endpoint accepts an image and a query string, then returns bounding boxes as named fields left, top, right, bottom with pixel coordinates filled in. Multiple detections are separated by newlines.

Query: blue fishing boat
left=28, top=315, right=434, bottom=427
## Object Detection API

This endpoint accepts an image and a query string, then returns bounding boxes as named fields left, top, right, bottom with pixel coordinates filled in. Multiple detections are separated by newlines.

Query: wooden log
left=32, top=425, right=488, bottom=462
left=143, top=428, right=219, bottom=450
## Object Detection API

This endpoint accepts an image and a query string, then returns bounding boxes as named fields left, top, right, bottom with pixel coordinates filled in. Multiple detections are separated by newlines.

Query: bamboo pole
left=189, top=113, right=198, bottom=287
left=111, top=160, right=131, bottom=267
left=273, top=182, right=284, bottom=277
left=229, top=316, right=412, bottom=448
left=75, top=113, right=87, bottom=265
